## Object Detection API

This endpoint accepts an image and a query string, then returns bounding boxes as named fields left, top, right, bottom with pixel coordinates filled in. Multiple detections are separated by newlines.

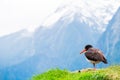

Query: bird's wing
left=96, top=49, right=107, bottom=63
left=85, top=48, right=107, bottom=62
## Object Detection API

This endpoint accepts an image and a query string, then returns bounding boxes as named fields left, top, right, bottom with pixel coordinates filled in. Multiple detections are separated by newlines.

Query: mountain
left=42, top=0, right=119, bottom=32
left=0, top=30, right=34, bottom=68
left=0, top=30, right=37, bottom=80
left=98, top=7, right=120, bottom=64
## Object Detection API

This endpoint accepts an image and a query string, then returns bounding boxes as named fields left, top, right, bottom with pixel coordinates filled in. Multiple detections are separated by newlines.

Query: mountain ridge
left=98, top=7, right=120, bottom=65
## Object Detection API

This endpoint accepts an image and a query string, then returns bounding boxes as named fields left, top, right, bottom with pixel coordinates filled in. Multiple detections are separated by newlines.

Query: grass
left=31, top=65, right=120, bottom=80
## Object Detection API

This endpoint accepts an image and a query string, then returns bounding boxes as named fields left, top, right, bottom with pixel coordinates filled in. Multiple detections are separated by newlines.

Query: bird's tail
left=102, top=59, right=108, bottom=64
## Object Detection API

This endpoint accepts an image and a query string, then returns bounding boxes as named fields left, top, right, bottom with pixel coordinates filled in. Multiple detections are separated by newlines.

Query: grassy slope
left=31, top=65, right=120, bottom=80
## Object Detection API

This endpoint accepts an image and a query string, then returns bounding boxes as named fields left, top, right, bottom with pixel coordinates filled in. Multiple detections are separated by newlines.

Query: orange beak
left=80, top=49, right=86, bottom=54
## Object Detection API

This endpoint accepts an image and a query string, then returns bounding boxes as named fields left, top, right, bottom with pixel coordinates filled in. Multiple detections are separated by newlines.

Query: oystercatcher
left=80, top=45, right=107, bottom=69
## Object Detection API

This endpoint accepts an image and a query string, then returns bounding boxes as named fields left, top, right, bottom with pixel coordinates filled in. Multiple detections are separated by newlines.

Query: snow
left=42, top=0, right=120, bottom=32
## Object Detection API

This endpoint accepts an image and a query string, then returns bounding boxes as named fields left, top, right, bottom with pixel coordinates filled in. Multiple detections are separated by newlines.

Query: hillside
left=98, top=7, right=120, bottom=65
left=31, top=65, right=120, bottom=80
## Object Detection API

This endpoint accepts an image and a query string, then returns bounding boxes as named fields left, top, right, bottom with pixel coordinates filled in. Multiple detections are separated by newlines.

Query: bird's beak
left=80, top=49, right=86, bottom=54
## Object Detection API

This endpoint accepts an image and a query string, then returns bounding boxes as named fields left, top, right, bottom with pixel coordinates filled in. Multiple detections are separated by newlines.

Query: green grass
left=31, top=65, right=120, bottom=80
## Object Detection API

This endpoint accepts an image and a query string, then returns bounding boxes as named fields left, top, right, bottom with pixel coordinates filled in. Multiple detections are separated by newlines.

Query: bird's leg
left=93, top=63, right=96, bottom=70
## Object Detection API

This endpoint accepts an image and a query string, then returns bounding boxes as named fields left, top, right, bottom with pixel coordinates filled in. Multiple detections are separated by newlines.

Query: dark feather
left=85, top=48, right=107, bottom=64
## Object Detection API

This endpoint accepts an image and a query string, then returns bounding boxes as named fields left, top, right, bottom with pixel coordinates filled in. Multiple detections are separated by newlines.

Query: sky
left=0, top=0, right=120, bottom=37
left=0, top=0, right=65, bottom=36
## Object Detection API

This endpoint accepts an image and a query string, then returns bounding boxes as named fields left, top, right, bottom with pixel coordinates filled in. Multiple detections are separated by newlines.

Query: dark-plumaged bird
left=80, top=45, right=107, bottom=69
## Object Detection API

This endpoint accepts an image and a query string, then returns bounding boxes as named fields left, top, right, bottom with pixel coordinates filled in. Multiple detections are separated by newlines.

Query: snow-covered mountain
left=98, top=7, right=120, bottom=64
left=42, top=0, right=119, bottom=32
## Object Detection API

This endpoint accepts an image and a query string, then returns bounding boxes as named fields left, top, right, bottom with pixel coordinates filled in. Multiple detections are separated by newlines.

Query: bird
left=80, top=44, right=107, bottom=69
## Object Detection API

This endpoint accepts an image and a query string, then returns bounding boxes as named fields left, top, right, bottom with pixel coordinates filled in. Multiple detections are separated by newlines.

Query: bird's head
left=80, top=44, right=93, bottom=54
